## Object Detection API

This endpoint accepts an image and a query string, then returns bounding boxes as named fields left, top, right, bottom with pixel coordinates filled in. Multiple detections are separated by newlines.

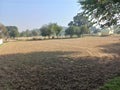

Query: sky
left=0, top=0, right=80, bottom=31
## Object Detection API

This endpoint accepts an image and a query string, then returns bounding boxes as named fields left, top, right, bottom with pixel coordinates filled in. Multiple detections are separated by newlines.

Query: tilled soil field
left=0, top=37, right=120, bottom=90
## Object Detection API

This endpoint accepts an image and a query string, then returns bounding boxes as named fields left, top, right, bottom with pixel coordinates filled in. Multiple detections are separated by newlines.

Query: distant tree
left=68, top=13, right=91, bottom=27
left=31, top=30, right=38, bottom=36
left=40, top=25, right=52, bottom=38
left=65, top=26, right=76, bottom=38
left=40, top=23, right=62, bottom=39
left=90, top=26, right=99, bottom=34
left=0, top=23, right=6, bottom=38
left=20, top=29, right=40, bottom=37
left=55, top=26, right=62, bottom=38
left=65, top=25, right=89, bottom=38
left=6, top=26, right=19, bottom=38
left=48, top=23, right=56, bottom=36
left=25, top=29, right=32, bottom=37
left=31, top=29, right=40, bottom=36
left=74, top=26, right=81, bottom=37
left=48, top=23, right=62, bottom=38
left=68, top=13, right=90, bottom=36
left=20, top=31, right=27, bottom=37
left=0, top=24, right=6, bottom=33
left=59, top=27, right=67, bottom=36
left=34, top=29, right=41, bottom=36
left=80, top=25, right=90, bottom=34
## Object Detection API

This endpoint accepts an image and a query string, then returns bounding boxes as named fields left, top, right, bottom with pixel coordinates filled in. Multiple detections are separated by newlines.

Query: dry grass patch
left=0, top=37, right=120, bottom=90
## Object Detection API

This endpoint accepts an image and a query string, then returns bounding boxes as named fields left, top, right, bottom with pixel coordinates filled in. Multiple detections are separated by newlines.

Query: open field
left=0, top=37, right=120, bottom=90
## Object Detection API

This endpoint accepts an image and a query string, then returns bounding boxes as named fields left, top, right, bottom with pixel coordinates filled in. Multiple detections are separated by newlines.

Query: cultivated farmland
left=0, top=37, right=120, bottom=90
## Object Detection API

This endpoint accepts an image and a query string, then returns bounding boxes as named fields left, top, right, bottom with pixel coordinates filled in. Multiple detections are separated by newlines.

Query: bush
left=0, top=35, right=2, bottom=38
left=98, top=77, right=120, bottom=90
left=32, top=38, right=42, bottom=41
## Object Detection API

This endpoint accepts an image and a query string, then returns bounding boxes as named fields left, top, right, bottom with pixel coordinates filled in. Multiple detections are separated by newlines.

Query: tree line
left=0, top=21, right=91, bottom=39
left=1, top=0, right=120, bottom=40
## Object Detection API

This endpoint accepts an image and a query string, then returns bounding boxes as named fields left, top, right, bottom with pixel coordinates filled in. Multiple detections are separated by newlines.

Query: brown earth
left=0, top=37, right=120, bottom=90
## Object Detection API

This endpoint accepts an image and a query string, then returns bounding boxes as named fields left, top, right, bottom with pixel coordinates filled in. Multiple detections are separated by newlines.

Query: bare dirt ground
left=0, top=37, right=120, bottom=90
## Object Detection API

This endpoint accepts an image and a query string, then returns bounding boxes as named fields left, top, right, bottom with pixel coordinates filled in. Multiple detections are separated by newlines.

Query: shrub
left=98, top=77, right=120, bottom=90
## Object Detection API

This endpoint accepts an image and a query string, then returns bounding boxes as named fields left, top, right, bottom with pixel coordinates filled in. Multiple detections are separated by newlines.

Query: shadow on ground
left=98, top=42, right=120, bottom=56
left=0, top=51, right=120, bottom=90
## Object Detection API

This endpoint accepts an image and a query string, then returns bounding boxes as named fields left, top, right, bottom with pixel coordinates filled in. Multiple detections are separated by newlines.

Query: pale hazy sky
left=0, top=0, right=80, bottom=31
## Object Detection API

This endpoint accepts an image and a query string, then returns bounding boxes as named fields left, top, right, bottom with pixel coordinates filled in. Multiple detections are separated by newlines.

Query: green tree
left=48, top=23, right=62, bottom=38
left=6, top=26, right=19, bottom=38
left=48, top=23, right=56, bottom=36
left=65, top=25, right=89, bottom=38
left=55, top=26, right=62, bottom=38
left=20, top=29, right=40, bottom=37
left=20, top=31, right=27, bottom=37
left=65, top=26, right=76, bottom=38
left=80, top=25, right=90, bottom=34
left=25, top=29, right=32, bottom=37
left=34, top=29, right=41, bottom=36
left=31, top=30, right=38, bottom=36
left=68, top=13, right=90, bottom=37
left=40, top=23, right=62, bottom=39
left=78, top=0, right=120, bottom=27
left=74, top=26, right=81, bottom=37
left=40, top=25, right=52, bottom=38
left=0, top=23, right=6, bottom=38
left=68, top=13, right=91, bottom=27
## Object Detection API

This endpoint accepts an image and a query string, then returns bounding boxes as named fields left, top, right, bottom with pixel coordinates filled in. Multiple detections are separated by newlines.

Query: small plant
left=0, top=34, right=2, bottom=38
left=98, top=77, right=120, bottom=90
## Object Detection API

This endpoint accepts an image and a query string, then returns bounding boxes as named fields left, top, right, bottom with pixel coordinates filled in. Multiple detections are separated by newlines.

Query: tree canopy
left=68, top=13, right=91, bottom=27
left=0, top=24, right=6, bottom=32
left=6, top=26, right=19, bottom=38
left=20, top=29, right=40, bottom=37
left=65, top=26, right=77, bottom=38
left=0, top=23, right=6, bottom=38
left=67, top=13, right=90, bottom=37
left=40, top=23, right=62, bottom=38
left=78, top=0, right=120, bottom=27
left=40, top=25, right=52, bottom=38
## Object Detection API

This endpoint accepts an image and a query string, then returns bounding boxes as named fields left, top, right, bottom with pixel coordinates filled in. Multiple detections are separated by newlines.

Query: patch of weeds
left=98, top=77, right=120, bottom=90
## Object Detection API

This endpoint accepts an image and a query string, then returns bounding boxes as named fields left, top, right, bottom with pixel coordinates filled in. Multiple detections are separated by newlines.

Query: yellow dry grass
left=0, top=37, right=120, bottom=90
left=0, top=37, right=119, bottom=57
